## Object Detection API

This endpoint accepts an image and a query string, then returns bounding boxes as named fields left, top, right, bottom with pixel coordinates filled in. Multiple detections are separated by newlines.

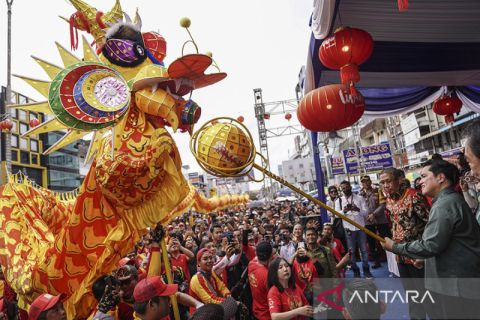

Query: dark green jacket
left=393, top=188, right=480, bottom=297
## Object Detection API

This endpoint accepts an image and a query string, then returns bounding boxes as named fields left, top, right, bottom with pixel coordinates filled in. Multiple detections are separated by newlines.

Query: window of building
left=288, top=165, right=293, bottom=170
left=18, top=94, right=27, bottom=104
left=20, top=138, right=28, bottom=150
left=18, top=110, right=27, bottom=122
left=299, top=163, right=304, bottom=169
left=11, top=121, right=17, bottom=133
left=31, top=154, right=38, bottom=165
left=11, top=150, right=18, bottom=162
left=11, top=135, right=18, bottom=148
left=30, top=140, right=38, bottom=152
left=10, top=108, right=17, bottom=118
left=20, top=151, right=29, bottom=164
left=19, top=123, right=28, bottom=134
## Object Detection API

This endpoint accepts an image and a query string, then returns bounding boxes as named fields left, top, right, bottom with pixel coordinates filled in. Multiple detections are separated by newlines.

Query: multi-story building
left=281, top=156, right=315, bottom=191
left=3, top=86, right=47, bottom=187
left=1, top=86, right=82, bottom=191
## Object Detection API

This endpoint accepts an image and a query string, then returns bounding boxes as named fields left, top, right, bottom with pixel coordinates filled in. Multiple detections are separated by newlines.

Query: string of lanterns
left=0, top=113, right=13, bottom=131
left=297, top=26, right=373, bottom=133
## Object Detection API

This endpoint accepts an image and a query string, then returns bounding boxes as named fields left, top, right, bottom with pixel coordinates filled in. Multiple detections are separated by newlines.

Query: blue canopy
left=305, top=0, right=480, bottom=115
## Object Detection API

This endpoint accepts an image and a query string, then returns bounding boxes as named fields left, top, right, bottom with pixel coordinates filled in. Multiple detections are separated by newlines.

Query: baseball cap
left=360, top=175, right=371, bottom=181
left=28, top=294, right=64, bottom=320
left=133, top=276, right=178, bottom=303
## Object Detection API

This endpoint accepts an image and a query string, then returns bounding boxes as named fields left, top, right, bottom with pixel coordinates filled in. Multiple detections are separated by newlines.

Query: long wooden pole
left=253, top=164, right=385, bottom=243
left=161, top=240, right=181, bottom=320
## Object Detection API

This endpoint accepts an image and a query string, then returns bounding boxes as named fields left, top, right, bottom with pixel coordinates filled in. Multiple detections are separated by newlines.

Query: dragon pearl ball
left=196, top=122, right=253, bottom=174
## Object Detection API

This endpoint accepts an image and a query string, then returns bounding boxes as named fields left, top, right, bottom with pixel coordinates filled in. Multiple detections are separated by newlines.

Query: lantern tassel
left=445, top=114, right=455, bottom=124
left=340, top=64, right=360, bottom=87
left=398, top=0, right=409, bottom=12
left=349, top=83, right=361, bottom=99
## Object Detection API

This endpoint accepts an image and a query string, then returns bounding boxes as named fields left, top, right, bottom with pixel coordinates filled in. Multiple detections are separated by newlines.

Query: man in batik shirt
left=379, top=167, right=430, bottom=320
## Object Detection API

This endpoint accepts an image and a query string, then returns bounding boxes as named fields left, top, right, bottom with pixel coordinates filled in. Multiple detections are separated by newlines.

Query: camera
left=226, top=233, right=235, bottom=245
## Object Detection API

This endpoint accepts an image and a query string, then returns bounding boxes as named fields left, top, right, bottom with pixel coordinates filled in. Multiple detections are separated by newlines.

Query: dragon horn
left=133, top=8, right=142, bottom=30
left=123, top=11, right=132, bottom=24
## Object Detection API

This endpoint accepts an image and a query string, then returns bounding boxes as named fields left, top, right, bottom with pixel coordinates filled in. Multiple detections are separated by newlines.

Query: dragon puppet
left=0, top=0, right=248, bottom=317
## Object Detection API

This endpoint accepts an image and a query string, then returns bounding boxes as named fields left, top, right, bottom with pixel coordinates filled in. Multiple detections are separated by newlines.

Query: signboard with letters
left=330, top=156, right=346, bottom=175
left=342, top=143, right=393, bottom=174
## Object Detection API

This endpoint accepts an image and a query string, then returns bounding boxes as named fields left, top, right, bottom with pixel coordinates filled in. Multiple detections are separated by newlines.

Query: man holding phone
left=339, top=181, right=372, bottom=279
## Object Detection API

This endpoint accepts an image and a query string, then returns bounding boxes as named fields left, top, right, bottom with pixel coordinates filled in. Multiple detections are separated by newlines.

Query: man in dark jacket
left=383, top=160, right=480, bottom=319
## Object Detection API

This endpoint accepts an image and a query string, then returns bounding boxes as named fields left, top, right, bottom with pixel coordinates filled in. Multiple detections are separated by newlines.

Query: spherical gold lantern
left=191, top=118, right=255, bottom=176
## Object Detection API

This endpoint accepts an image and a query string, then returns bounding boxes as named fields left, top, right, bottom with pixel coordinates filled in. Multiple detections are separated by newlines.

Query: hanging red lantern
left=2, top=119, right=13, bottom=131
left=237, top=116, right=244, bottom=123
left=319, top=27, right=373, bottom=95
left=297, top=84, right=365, bottom=132
left=433, top=96, right=462, bottom=124
left=30, top=118, right=40, bottom=128
left=263, top=113, right=270, bottom=120
left=285, top=113, right=292, bottom=121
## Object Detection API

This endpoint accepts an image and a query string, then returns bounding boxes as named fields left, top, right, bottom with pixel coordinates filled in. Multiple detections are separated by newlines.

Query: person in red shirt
left=267, top=258, right=313, bottom=320
left=248, top=241, right=274, bottom=320
left=291, top=245, right=319, bottom=303
left=168, top=236, right=194, bottom=283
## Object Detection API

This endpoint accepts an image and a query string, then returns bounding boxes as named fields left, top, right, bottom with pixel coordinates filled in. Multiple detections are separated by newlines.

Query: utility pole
left=1, top=0, right=14, bottom=183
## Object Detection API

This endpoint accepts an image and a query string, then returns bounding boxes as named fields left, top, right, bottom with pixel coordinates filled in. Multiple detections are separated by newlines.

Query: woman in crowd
left=267, top=258, right=313, bottom=320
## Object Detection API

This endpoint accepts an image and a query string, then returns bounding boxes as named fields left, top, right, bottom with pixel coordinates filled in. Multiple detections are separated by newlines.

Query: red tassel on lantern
left=398, top=0, right=409, bottom=12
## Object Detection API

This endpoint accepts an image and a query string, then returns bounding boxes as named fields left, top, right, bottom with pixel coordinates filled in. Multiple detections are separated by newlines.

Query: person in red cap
left=28, top=293, right=66, bottom=320
left=133, top=276, right=203, bottom=320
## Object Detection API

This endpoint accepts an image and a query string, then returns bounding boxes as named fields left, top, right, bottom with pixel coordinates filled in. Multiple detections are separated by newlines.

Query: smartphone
left=298, top=242, right=305, bottom=249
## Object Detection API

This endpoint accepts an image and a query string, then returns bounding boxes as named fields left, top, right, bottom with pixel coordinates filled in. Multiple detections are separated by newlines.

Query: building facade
left=1, top=86, right=82, bottom=191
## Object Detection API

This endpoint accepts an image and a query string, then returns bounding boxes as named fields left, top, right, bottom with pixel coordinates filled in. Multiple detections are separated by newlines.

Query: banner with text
left=342, top=143, right=393, bottom=174
left=330, top=157, right=346, bottom=175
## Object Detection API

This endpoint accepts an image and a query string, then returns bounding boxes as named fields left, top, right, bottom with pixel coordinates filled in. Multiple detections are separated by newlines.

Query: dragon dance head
left=13, top=0, right=226, bottom=162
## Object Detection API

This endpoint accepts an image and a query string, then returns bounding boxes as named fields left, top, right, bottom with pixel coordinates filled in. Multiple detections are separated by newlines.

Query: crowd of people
left=0, top=123, right=480, bottom=320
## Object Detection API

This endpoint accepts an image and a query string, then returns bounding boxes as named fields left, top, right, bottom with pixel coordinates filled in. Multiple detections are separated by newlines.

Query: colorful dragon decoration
left=0, top=0, right=248, bottom=317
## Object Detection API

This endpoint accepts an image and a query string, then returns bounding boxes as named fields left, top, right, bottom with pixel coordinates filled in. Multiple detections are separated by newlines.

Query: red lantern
left=433, top=96, right=462, bottom=124
left=0, top=121, right=4, bottom=130
left=2, top=119, right=13, bottom=131
left=237, top=116, right=244, bottom=123
left=297, top=84, right=365, bottom=132
left=30, top=118, right=40, bottom=128
left=263, top=113, right=270, bottom=120
left=285, top=113, right=292, bottom=121
left=319, top=27, right=373, bottom=92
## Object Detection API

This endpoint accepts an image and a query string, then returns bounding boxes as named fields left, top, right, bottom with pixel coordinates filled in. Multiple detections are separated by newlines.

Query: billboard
left=330, top=156, right=346, bottom=175
left=342, top=143, right=393, bottom=174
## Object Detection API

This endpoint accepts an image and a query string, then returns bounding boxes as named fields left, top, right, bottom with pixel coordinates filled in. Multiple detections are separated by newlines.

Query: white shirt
left=279, top=241, right=296, bottom=262
left=326, top=197, right=342, bottom=223
left=339, top=193, right=368, bottom=231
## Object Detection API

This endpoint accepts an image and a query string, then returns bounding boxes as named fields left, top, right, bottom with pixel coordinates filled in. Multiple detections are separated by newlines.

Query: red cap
left=133, top=276, right=177, bottom=303
left=196, top=248, right=210, bottom=264
left=28, top=294, right=63, bottom=320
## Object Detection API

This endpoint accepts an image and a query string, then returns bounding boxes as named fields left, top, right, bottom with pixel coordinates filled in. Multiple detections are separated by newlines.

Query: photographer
left=339, top=181, right=372, bottom=279
left=168, top=235, right=194, bottom=284
left=278, top=225, right=296, bottom=263
left=291, top=241, right=320, bottom=305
